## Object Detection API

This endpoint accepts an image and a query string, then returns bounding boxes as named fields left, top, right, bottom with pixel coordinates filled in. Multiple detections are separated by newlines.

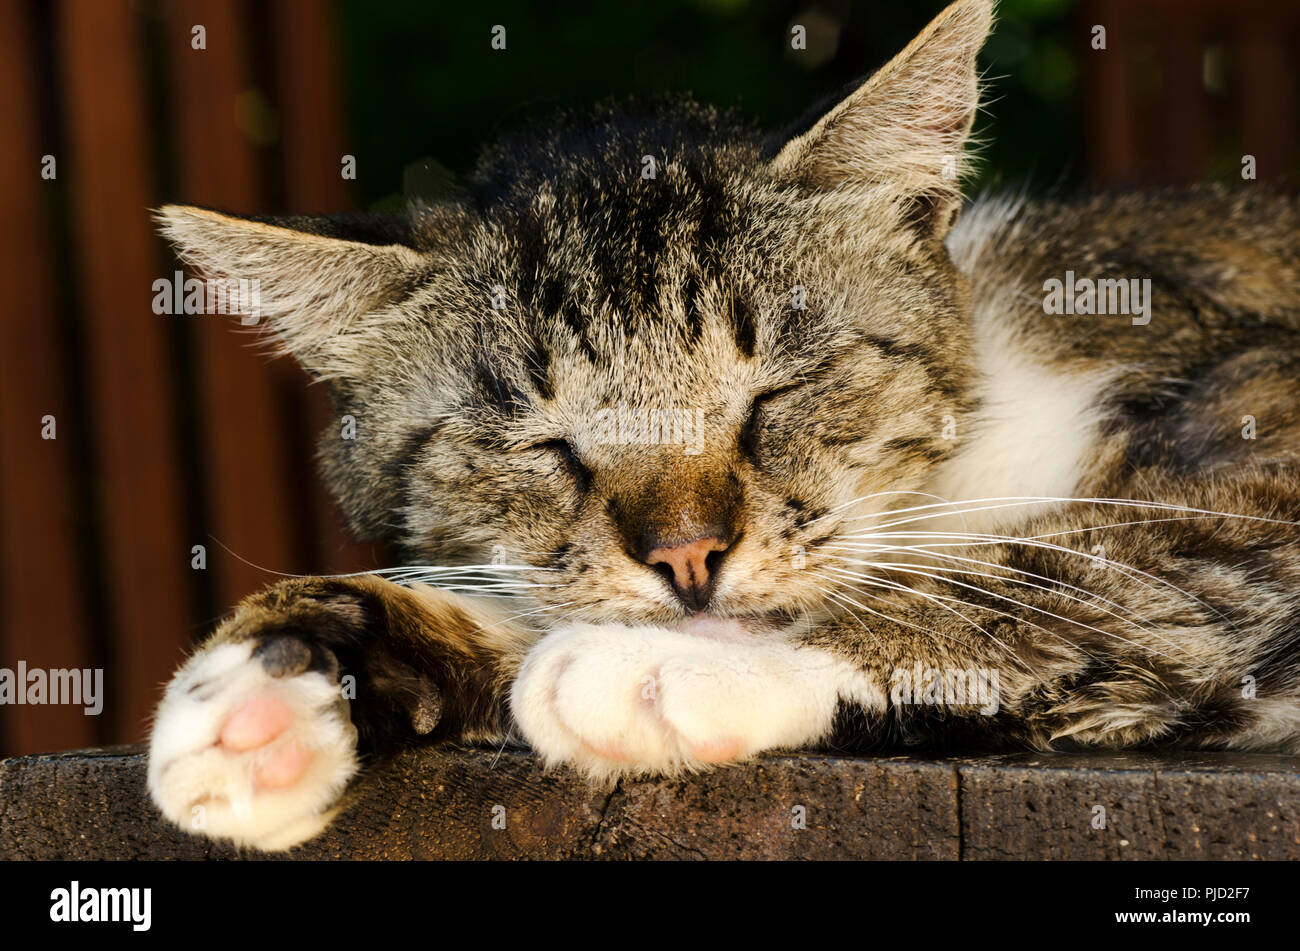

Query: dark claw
left=409, top=679, right=443, bottom=735
left=253, top=634, right=314, bottom=678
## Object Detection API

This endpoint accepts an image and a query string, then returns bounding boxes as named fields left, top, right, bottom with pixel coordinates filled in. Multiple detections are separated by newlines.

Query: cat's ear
left=770, top=0, right=992, bottom=238
left=155, top=205, right=429, bottom=378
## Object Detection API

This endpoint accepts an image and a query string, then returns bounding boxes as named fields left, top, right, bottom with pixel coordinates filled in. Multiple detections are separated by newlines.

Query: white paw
left=147, top=638, right=359, bottom=851
left=510, top=623, right=883, bottom=777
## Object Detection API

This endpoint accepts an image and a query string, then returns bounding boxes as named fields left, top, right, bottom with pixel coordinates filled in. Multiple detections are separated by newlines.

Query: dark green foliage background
left=336, top=0, right=1080, bottom=208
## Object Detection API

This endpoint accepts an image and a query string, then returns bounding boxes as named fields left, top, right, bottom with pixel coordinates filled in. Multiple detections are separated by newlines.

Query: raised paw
left=509, top=623, right=883, bottom=778
left=147, top=634, right=359, bottom=851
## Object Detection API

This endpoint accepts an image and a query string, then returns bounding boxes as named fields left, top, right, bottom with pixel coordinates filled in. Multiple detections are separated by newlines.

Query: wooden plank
left=269, top=0, right=353, bottom=217
left=0, top=0, right=98, bottom=755
left=1141, top=0, right=1297, bottom=17
left=162, top=0, right=305, bottom=607
left=6, top=747, right=1300, bottom=861
left=1234, top=18, right=1295, bottom=184
left=270, top=0, right=384, bottom=576
left=1158, top=20, right=1211, bottom=182
left=1085, top=0, right=1299, bottom=184
left=55, top=0, right=195, bottom=744
left=1083, top=0, right=1139, bottom=184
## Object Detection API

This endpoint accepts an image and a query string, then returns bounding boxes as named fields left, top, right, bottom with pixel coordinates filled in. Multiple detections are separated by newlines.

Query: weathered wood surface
left=2, top=746, right=1297, bottom=860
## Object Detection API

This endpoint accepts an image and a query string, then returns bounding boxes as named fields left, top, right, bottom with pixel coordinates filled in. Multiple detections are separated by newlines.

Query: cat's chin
left=669, top=613, right=791, bottom=642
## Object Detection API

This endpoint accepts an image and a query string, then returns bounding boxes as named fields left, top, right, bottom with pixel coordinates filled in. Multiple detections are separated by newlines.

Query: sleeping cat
left=147, top=0, right=1300, bottom=851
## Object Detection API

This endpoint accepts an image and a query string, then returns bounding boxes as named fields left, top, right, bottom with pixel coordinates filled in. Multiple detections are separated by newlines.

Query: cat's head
left=158, top=0, right=992, bottom=630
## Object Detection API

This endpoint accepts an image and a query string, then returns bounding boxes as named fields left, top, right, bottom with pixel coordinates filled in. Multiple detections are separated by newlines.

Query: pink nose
left=644, top=535, right=730, bottom=610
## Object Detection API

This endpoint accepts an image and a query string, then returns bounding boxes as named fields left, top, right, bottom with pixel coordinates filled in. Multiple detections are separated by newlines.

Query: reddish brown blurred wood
left=270, top=0, right=381, bottom=576
left=1158, top=21, right=1210, bottom=182
left=162, top=0, right=305, bottom=607
left=55, top=0, right=195, bottom=744
left=1083, top=0, right=1300, bottom=185
left=0, top=0, right=98, bottom=754
left=271, top=0, right=354, bottom=217
left=1235, top=20, right=1296, bottom=184
left=2, top=0, right=369, bottom=758
left=1084, top=0, right=1138, bottom=184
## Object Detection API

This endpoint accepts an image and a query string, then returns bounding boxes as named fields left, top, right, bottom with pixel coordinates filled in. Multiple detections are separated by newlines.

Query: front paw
left=147, top=633, right=358, bottom=851
left=510, top=623, right=882, bottom=778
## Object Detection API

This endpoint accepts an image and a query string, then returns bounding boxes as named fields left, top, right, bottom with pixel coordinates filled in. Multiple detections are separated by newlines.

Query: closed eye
left=740, top=384, right=801, bottom=460
left=529, top=438, right=592, bottom=492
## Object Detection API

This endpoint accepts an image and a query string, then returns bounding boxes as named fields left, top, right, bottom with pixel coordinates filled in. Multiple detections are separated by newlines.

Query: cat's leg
left=147, top=576, right=533, bottom=850
left=510, top=621, right=886, bottom=776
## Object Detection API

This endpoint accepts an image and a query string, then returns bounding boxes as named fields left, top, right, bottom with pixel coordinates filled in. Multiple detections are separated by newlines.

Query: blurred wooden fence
left=1083, top=0, right=1299, bottom=184
left=0, top=0, right=378, bottom=757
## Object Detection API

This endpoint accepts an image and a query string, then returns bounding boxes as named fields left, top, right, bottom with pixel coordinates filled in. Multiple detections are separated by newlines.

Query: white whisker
left=846, top=495, right=1300, bottom=532
left=824, top=541, right=1160, bottom=633
left=821, top=559, right=1185, bottom=664
left=836, top=529, right=1233, bottom=627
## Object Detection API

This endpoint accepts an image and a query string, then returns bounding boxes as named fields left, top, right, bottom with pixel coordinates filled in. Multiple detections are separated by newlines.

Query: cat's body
left=146, top=0, right=1300, bottom=851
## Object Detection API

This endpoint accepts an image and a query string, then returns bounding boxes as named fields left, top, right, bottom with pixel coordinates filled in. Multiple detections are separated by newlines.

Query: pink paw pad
left=688, top=738, right=742, bottom=762
left=219, top=694, right=295, bottom=752
left=252, top=742, right=313, bottom=790
left=582, top=739, right=631, bottom=762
